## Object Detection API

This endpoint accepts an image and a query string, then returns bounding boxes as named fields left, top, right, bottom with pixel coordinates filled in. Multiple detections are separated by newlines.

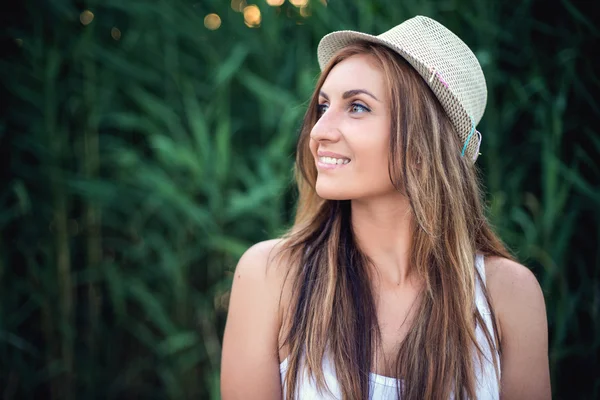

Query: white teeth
left=319, top=156, right=350, bottom=165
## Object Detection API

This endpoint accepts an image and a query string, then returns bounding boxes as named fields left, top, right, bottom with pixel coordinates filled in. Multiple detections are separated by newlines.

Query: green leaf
left=156, top=331, right=199, bottom=357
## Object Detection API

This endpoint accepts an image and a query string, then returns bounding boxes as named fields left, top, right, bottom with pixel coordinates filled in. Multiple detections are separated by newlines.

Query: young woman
left=221, top=16, right=550, bottom=400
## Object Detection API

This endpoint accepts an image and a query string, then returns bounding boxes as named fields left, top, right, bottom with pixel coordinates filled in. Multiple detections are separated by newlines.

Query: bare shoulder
left=483, top=256, right=551, bottom=399
left=229, top=238, right=292, bottom=331
left=484, top=256, right=545, bottom=300
left=235, top=238, right=289, bottom=280
left=484, top=256, right=546, bottom=322
left=220, top=238, right=291, bottom=400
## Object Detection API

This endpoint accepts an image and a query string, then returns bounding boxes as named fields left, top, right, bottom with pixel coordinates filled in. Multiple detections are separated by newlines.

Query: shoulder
left=484, top=256, right=544, bottom=300
left=234, top=238, right=289, bottom=285
left=483, top=256, right=547, bottom=338
left=484, top=256, right=546, bottom=317
left=220, top=238, right=291, bottom=399
left=236, top=238, right=285, bottom=271
left=483, top=256, right=551, bottom=398
left=230, top=238, right=290, bottom=314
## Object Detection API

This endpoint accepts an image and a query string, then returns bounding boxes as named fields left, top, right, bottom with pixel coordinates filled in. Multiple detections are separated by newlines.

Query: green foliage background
left=1, top=0, right=598, bottom=399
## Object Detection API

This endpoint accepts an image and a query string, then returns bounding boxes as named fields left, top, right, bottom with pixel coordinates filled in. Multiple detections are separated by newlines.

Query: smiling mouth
left=318, top=156, right=351, bottom=165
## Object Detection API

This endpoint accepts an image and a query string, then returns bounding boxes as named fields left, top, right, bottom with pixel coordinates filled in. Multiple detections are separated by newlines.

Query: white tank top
left=279, top=253, right=500, bottom=399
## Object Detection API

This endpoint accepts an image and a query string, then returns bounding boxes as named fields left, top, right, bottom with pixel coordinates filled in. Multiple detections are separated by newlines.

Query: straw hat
left=317, top=15, right=486, bottom=163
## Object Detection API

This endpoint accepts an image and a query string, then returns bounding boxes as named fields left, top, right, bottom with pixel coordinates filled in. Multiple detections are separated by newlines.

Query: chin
left=315, top=183, right=353, bottom=201
left=315, top=180, right=399, bottom=202
left=317, top=193, right=351, bottom=201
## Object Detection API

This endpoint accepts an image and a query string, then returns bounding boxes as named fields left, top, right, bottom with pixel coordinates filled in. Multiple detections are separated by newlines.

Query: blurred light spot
left=111, top=27, right=121, bottom=40
left=289, top=0, right=308, bottom=7
left=231, top=0, right=246, bottom=12
left=266, top=0, right=285, bottom=5
left=15, top=38, right=23, bottom=46
left=299, top=6, right=311, bottom=17
left=320, top=0, right=327, bottom=5
left=204, top=13, right=222, bottom=30
left=243, top=5, right=261, bottom=28
left=80, top=10, right=94, bottom=25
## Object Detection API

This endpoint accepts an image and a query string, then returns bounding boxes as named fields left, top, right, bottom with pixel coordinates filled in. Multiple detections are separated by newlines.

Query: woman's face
left=310, top=53, right=395, bottom=201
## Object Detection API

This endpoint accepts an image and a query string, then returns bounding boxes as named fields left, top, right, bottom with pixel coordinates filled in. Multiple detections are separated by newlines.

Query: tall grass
left=0, top=0, right=598, bottom=399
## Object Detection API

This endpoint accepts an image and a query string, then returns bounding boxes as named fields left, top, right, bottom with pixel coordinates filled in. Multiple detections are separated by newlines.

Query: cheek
left=362, top=153, right=391, bottom=188
left=356, top=132, right=393, bottom=187
left=360, top=134, right=390, bottom=170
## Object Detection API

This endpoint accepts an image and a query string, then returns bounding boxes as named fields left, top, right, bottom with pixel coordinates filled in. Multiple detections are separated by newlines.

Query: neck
left=350, top=193, right=416, bottom=289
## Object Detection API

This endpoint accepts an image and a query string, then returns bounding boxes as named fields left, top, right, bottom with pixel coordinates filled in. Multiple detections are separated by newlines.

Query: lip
left=317, top=151, right=350, bottom=159
left=316, top=151, right=351, bottom=170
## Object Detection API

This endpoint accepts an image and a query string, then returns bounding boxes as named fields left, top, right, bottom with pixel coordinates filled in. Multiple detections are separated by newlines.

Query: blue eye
left=317, top=104, right=329, bottom=116
left=350, top=103, right=370, bottom=113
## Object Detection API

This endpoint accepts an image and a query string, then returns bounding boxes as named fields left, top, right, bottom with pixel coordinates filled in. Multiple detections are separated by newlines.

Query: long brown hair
left=277, top=41, right=512, bottom=400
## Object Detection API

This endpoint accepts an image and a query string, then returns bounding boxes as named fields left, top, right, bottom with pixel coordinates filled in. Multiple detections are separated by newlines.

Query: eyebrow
left=319, top=89, right=380, bottom=102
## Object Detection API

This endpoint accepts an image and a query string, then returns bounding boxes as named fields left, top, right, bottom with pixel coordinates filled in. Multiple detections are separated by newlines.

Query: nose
left=310, top=109, right=342, bottom=143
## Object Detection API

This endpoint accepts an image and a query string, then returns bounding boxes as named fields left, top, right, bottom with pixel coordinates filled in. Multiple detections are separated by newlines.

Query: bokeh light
left=15, top=38, right=23, bottom=46
left=266, top=0, right=285, bottom=6
left=80, top=10, right=94, bottom=26
left=111, top=27, right=122, bottom=40
left=243, top=5, right=261, bottom=28
left=231, top=0, right=246, bottom=12
left=289, top=0, right=308, bottom=7
left=204, top=13, right=222, bottom=30
left=299, top=6, right=311, bottom=17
